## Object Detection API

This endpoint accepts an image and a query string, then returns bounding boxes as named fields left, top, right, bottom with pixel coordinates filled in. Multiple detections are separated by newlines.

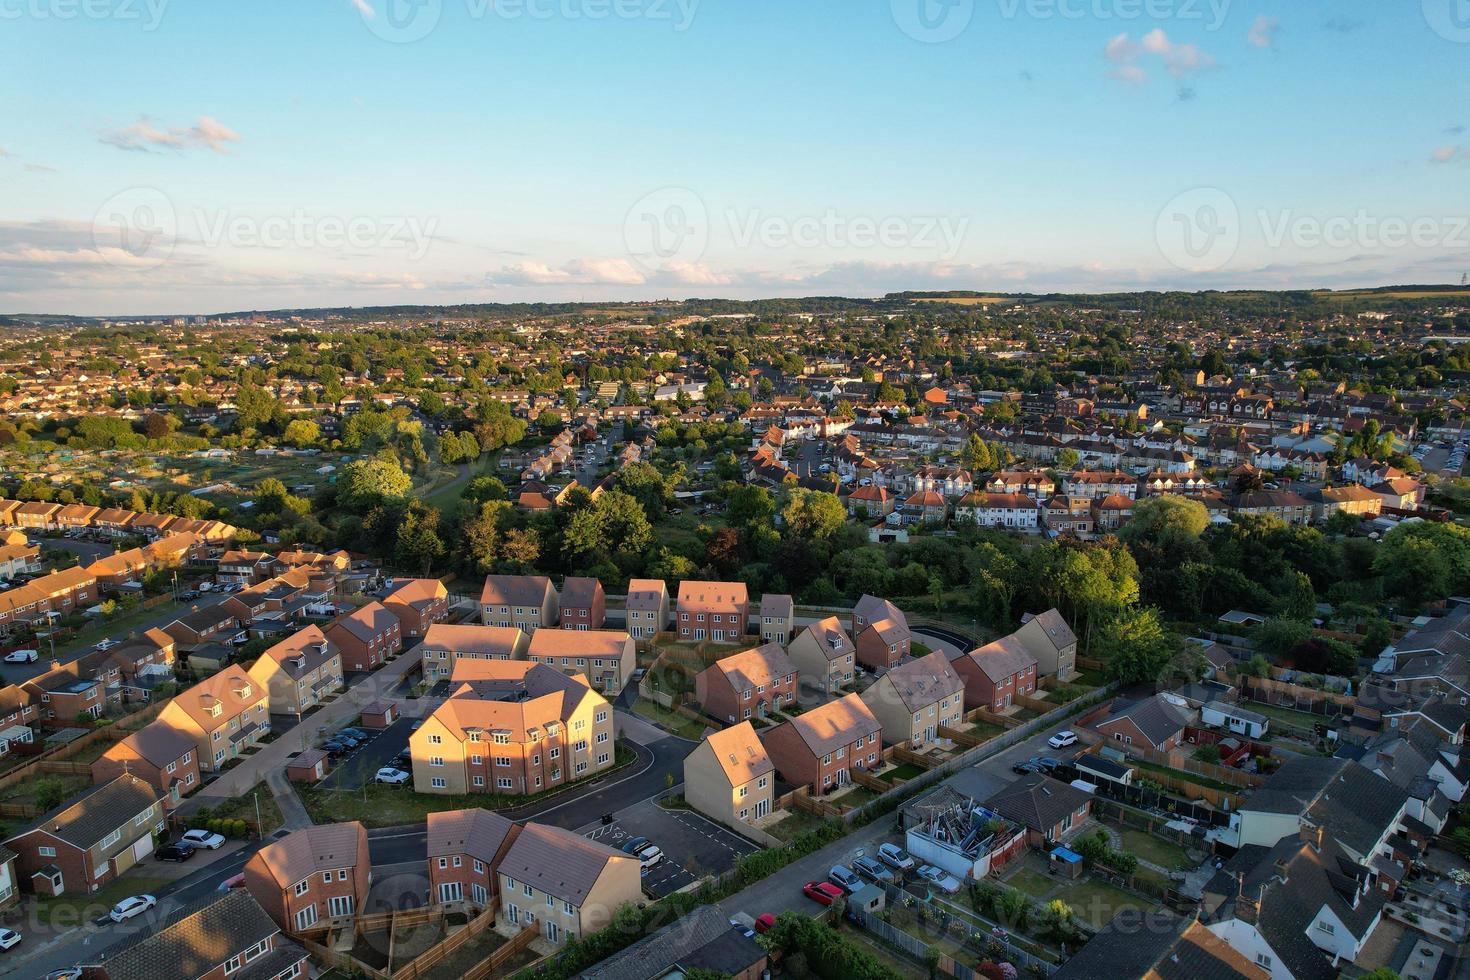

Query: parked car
left=754, top=912, right=776, bottom=934
left=322, top=743, right=348, bottom=759
left=375, top=767, right=411, bottom=785
left=1037, top=757, right=1062, bottom=773
left=803, top=881, right=844, bottom=906
left=110, top=894, right=157, bottom=922
left=182, top=829, right=227, bottom=850
left=1011, top=758, right=1043, bottom=776
left=853, top=856, right=895, bottom=884
left=620, top=836, right=650, bottom=855
left=916, top=864, right=963, bottom=894
left=156, top=842, right=196, bottom=862
left=1048, top=730, right=1078, bottom=749
left=828, top=865, right=862, bottom=892
left=95, top=638, right=119, bottom=651
left=878, top=843, right=915, bottom=871
left=2, top=650, right=37, bottom=664
left=0, top=929, right=19, bottom=950
left=637, top=844, right=664, bottom=869
left=330, top=732, right=363, bottom=748
left=339, top=727, right=370, bottom=739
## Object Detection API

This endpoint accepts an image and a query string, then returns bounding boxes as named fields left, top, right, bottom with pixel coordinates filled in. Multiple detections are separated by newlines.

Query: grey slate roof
left=499, top=822, right=626, bottom=907
left=93, top=888, right=290, bottom=980
left=1099, top=694, right=1193, bottom=747
left=7, top=772, right=158, bottom=851
left=579, top=905, right=754, bottom=980
left=1054, top=909, right=1264, bottom=980
left=988, top=772, right=1091, bottom=834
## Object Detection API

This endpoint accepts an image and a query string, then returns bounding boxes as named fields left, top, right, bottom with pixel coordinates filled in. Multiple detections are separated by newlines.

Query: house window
left=38, top=846, right=55, bottom=858
left=295, top=906, right=318, bottom=931
left=432, top=777, right=446, bottom=788
left=294, top=879, right=310, bottom=896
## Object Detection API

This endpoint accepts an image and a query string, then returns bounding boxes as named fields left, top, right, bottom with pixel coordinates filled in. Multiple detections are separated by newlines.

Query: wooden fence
left=965, top=706, right=1022, bottom=730
left=0, top=698, right=166, bottom=798
left=391, top=903, right=504, bottom=980
left=464, top=924, right=539, bottom=980
left=889, top=745, right=943, bottom=771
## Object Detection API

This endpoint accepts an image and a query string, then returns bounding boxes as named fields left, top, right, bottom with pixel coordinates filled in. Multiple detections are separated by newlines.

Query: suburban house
left=694, top=642, right=798, bottom=724
left=90, top=720, right=200, bottom=810
left=851, top=594, right=911, bottom=671
left=162, top=603, right=245, bottom=651
left=410, top=661, right=614, bottom=795
left=497, top=822, right=642, bottom=945
left=1054, top=908, right=1266, bottom=980
left=988, top=772, right=1093, bottom=845
left=24, top=665, right=106, bottom=723
left=381, top=578, right=450, bottom=639
left=759, top=593, right=795, bottom=645
left=579, top=905, right=770, bottom=980
left=418, top=623, right=529, bottom=680
left=860, top=650, right=965, bottom=748
left=426, top=807, right=521, bottom=909
left=243, top=821, right=372, bottom=936
left=480, top=574, right=559, bottom=633
left=624, top=578, right=670, bottom=639
left=899, top=785, right=1029, bottom=881
left=1014, top=608, right=1078, bottom=680
left=683, top=722, right=776, bottom=830
left=85, top=889, right=310, bottom=980
left=157, top=665, right=271, bottom=772
left=5, top=773, right=165, bottom=896
left=952, top=635, right=1038, bottom=711
left=760, top=693, right=882, bottom=795
left=246, top=625, right=344, bottom=718
left=526, top=628, right=638, bottom=696
left=677, top=581, right=750, bottom=643
left=558, top=576, right=606, bottom=630
left=786, top=616, right=858, bottom=695
left=325, top=601, right=402, bottom=673
left=1095, top=694, right=1195, bottom=751
left=217, top=549, right=279, bottom=586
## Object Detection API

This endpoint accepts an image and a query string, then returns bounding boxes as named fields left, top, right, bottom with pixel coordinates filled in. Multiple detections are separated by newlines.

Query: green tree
left=340, top=454, right=412, bottom=511
left=463, top=475, right=509, bottom=505
left=781, top=488, right=846, bottom=540
left=565, top=491, right=653, bottom=566
left=1096, top=607, right=1181, bottom=684
left=283, top=418, right=321, bottom=447
left=395, top=500, right=446, bottom=574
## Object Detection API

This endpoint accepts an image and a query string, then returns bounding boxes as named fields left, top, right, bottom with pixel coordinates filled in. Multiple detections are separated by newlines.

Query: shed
left=359, top=702, right=398, bottom=730
left=1049, top=846, right=1084, bottom=880
left=1200, top=700, right=1270, bottom=739
left=286, top=748, right=330, bottom=783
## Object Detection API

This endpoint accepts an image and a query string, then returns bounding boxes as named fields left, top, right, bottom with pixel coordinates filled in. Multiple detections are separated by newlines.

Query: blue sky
left=1, top=0, right=1467, bottom=314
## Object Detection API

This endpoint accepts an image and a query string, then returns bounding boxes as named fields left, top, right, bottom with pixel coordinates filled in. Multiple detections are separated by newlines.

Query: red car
left=754, top=913, right=776, bottom=934
left=803, top=881, right=844, bottom=906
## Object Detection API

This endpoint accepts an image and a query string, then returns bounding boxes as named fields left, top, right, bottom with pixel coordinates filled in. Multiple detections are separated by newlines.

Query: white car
left=637, top=844, right=664, bottom=869
left=878, top=842, right=915, bottom=871
left=182, top=829, right=227, bottom=850
left=110, top=894, right=157, bottom=922
left=95, top=638, right=120, bottom=651
left=917, top=865, right=963, bottom=894
left=0, top=928, right=19, bottom=950
left=2, top=650, right=37, bottom=664
left=375, top=767, right=411, bottom=785
left=1048, top=730, right=1078, bottom=749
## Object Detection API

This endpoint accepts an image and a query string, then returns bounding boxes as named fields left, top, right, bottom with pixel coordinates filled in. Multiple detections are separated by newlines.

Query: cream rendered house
left=860, top=650, right=965, bottom=747
left=683, top=721, right=775, bottom=830
left=498, top=823, right=641, bottom=946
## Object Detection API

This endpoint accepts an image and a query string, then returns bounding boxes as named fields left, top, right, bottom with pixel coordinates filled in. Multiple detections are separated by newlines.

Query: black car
left=1011, top=758, right=1043, bottom=776
left=339, top=727, right=370, bottom=739
left=156, top=842, right=196, bottom=862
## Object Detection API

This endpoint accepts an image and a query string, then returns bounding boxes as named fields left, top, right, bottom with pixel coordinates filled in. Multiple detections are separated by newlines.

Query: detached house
left=480, top=574, right=559, bottom=633
left=860, top=650, right=965, bottom=748
left=157, top=665, right=270, bottom=772
left=5, top=773, right=164, bottom=896
left=624, top=578, right=670, bottom=639
left=953, top=635, right=1038, bottom=711
left=247, top=625, right=344, bottom=718
left=851, top=594, right=911, bottom=671
left=559, top=576, right=606, bottom=630
left=325, top=601, right=402, bottom=673
left=1014, top=608, right=1078, bottom=680
left=760, top=693, right=882, bottom=795
left=1095, top=694, right=1194, bottom=752
left=244, top=822, right=371, bottom=937
left=677, top=580, right=749, bottom=643
left=759, top=593, right=795, bottom=645
left=787, top=616, right=858, bottom=695
left=694, top=642, right=798, bottom=724
left=427, top=807, right=521, bottom=909
left=381, top=578, right=450, bottom=639
left=498, top=822, right=642, bottom=946
left=684, top=722, right=776, bottom=830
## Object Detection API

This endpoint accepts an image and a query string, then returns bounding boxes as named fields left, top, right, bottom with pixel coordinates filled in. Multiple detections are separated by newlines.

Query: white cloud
left=1432, top=145, right=1465, bottom=164
left=100, top=116, right=242, bottom=154
left=1105, top=30, right=1216, bottom=86
left=1248, top=16, right=1279, bottom=49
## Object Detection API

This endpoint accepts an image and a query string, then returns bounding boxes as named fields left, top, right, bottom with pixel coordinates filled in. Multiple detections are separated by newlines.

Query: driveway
left=318, top=717, right=413, bottom=790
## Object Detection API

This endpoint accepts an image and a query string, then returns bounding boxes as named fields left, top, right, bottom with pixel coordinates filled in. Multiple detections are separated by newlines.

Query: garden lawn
left=34, top=874, right=170, bottom=929
left=1062, top=878, right=1156, bottom=930
left=881, top=762, right=926, bottom=783
left=1006, top=867, right=1056, bottom=900
left=1121, top=828, right=1191, bottom=870
left=766, top=808, right=829, bottom=844
left=630, top=699, right=709, bottom=741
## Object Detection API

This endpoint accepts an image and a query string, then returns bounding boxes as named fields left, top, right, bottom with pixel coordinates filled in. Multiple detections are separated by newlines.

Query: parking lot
left=579, top=798, right=760, bottom=899
left=313, top=717, right=414, bottom=790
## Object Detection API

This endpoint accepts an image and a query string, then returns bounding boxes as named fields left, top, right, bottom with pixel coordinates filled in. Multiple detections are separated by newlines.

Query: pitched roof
left=624, top=578, right=668, bottom=611
left=963, top=635, right=1038, bottom=683
left=8, top=773, right=159, bottom=851
left=497, top=822, right=630, bottom=906
left=882, top=650, right=964, bottom=711
left=329, top=601, right=399, bottom=643
left=1019, top=608, right=1077, bottom=652
left=799, top=616, right=856, bottom=661
left=1097, top=695, right=1193, bottom=748
left=678, top=580, right=749, bottom=609
left=421, top=624, right=525, bottom=656
left=106, top=719, right=197, bottom=767
left=700, top=721, right=774, bottom=787
left=92, top=888, right=290, bottom=980
left=766, top=693, right=879, bottom=757
left=526, top=629, right=631, bottom=659
left=426, top=807, right=518, bottom=862
left=383, top=578, right=447, bottom=610
left=705, top=642, right=797, bottom=695
left=760, top=593, right=794, bottom=617
left=1054, top=909, right=1266, bottom=980
left=988, top=772, right=1091, bottom=834
left=479, top=574, right=554, bottom=607
left=249, top=822, right=366, bottom=889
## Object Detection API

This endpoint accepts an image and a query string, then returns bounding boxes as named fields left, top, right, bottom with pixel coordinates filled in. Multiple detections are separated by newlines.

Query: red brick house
left=559, top=576, right=606, bottom=630
left=677, top=581, right=749, bottom=643
left=5, top=773, right=164, bottom=896
left=1094, top=694, right=1194, bottom=752
left=244, top=821, right=371, bottom=936
left=382, top=579, right=450, bottom=639
left=953, top=635, right=1038, bottom=711
left=91, top=720, right=200, bottom=810
left=427, top=807, right=521, bottom=909
left=759, top=694, right=881, bottom=796
left=988, top=773, right=1094, bottom=845
left=694, top=642, right=798, bottom=724
left=851, top=595, right=911, bottom=671
left=325, top=601, right=402, bottom=673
